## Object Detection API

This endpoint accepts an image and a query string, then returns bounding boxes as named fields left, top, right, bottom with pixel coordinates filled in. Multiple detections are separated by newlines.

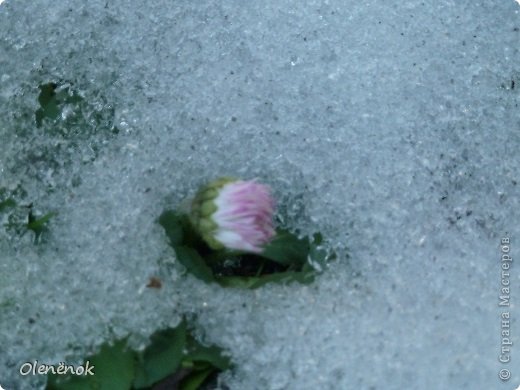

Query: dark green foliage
left=27, top=210, right=56, bottom=244
left=47, top=321, right=230, bottom=390
left=0, top=198, right=16, bottom=213
left=34, top=81, right=117, bottom=138
left=46, top=339, right=135, bottom=390
left=133, top=323, right=187, bottom=388
left=0, top=187, right=55, bottom=244
left=158, top=211, right=334, bottom=289
left=35, top=82, right=82, bottom=127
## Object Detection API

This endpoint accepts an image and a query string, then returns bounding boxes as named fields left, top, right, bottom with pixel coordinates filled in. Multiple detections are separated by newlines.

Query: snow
left=0, top=0, right=519, bottom=388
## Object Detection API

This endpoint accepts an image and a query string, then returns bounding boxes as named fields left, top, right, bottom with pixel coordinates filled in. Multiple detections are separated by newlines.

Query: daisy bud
left=190, top=178, right=276, bottom=253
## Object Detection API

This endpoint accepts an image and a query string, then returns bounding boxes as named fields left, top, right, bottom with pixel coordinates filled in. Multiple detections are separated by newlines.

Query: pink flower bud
left=190, top=178, right=276, bottom=253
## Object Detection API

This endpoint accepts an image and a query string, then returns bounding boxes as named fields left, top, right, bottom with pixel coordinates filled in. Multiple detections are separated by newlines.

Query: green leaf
left=216, top=270, right=314, bottom=289
left=46, top=374, right=91, bottom=390
left=157, top=209, right=334, bottom=289
left=173, top=246, right=215, bottom=283
left=158, top=210, right=202, bottom=248
left=46, top=339, right=135, bottom=390
left=260, top=229, right=310, bottom=267
left=0, top=299, right=15, bottom=309
left=35, top=82, right=84, bottom=127
left=214, top=275, right=260, bottom=289
left=36, top=83, right=59, bottom=126
left=158, top=211, right=184, bottom=246
left=184, top=335, right=231, bottom=371
left=87, top=340, right=136, bottom=389
left=158, top=210, right=215, bottom=283
left=179, top=368, right=214, bottom=390
left=133, top=321, right=187, bottom=389
left=27, top=211, right=56, bottom=230
left=47, top=322, right=231, bottom=390
left=308, top=243, right=328, bottom=272
left=307, top=233, right=337, bottom=272
left=27, top=211, right=56, bottom=244
left=0, top=199, right=16, bottom=213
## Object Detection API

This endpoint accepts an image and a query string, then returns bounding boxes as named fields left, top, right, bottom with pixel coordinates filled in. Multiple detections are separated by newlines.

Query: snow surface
left=0, top=0, right=519, bottom=389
